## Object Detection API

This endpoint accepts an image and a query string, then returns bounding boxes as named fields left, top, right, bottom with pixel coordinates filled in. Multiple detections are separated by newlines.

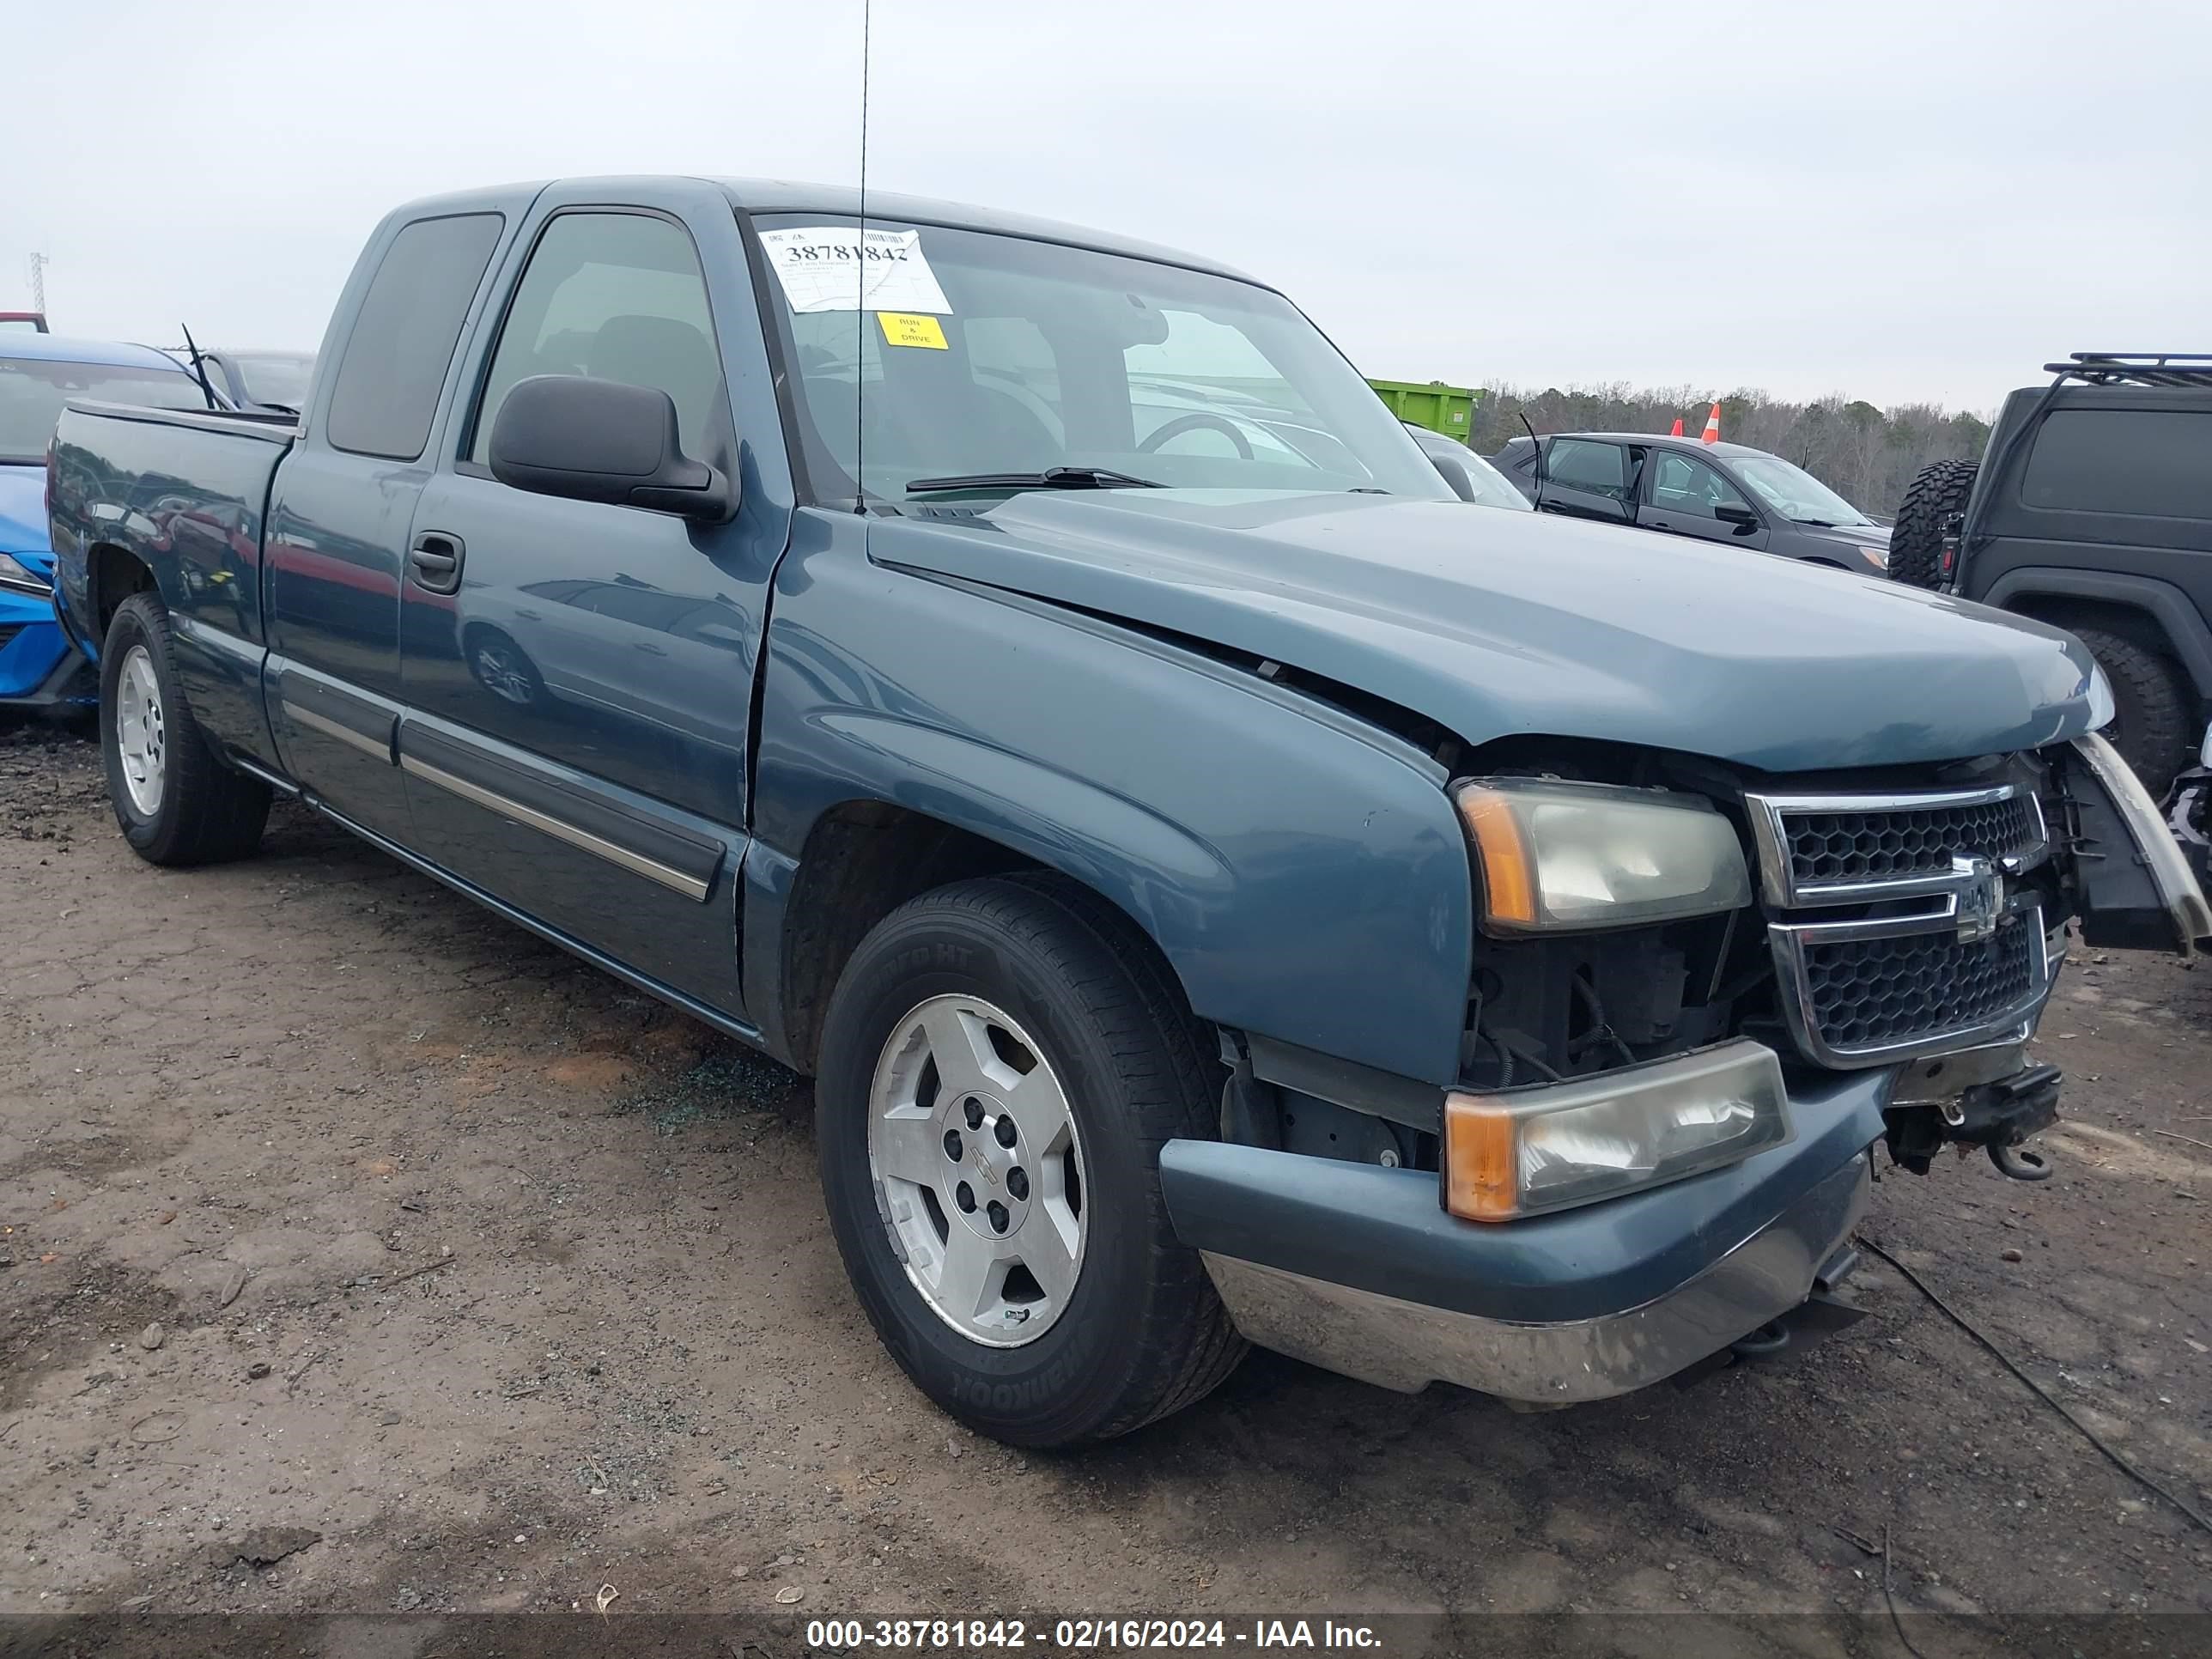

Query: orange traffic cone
left=1669, top=417, right=1685, bottom=437
left=1700, top=401, right=1722, bottom=444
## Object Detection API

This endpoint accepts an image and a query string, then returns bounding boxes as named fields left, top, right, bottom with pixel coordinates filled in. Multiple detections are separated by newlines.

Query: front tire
left=816, top=874, right=1244, bottom=1447
left=100, top=592, right=270, bottom=866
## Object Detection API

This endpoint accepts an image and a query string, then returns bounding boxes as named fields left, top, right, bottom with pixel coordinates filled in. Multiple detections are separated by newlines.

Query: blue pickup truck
left=46, top=177, right=2211, bottom=1447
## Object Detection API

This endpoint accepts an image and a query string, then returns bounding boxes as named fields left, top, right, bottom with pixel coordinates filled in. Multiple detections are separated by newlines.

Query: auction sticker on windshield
left=876, top=312, right=947, bottom=349
left=759, top=227, right=952, bottom=314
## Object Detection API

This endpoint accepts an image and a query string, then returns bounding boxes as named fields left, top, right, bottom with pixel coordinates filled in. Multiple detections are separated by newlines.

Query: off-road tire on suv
left=99, top=592, right=271, bottom=865
left=2070, top=624, right=2193, bottom=793
left=1887, top=458, right=1980, bottom=590
left=815, top=872, right=1245, bottom=1446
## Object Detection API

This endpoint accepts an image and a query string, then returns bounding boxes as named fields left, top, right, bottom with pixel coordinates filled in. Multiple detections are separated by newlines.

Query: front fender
left=750, top=519, right=1474, bottom=1087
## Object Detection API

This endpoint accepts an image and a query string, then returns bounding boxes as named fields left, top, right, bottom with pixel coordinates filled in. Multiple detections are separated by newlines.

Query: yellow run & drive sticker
left=877, top=312, right=948, bottom=349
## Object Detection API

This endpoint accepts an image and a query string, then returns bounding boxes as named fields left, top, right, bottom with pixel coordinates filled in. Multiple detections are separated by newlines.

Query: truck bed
left=47, top=399, right=299, bottom=765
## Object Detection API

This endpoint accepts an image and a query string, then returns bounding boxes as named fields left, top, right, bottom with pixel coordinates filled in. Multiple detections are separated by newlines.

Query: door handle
left=409, top=532, right=465, bottom=595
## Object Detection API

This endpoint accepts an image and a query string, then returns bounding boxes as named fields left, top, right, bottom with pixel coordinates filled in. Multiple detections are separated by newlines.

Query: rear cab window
left=324, top=213, right=505, bottom=460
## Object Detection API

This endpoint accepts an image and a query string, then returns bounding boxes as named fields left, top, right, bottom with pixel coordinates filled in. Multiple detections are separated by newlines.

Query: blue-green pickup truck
left=46, top=177, right=2211, bottom=1447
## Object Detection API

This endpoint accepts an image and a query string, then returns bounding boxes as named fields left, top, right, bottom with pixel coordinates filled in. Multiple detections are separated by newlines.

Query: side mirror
left=489, top=374, right=733, bottom=521
left=1714, top=502, right=1759, bottom=531
left=1427, top=453, right=1479, bottom=503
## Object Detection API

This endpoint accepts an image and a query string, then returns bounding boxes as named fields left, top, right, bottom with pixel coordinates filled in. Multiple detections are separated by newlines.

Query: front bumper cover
left=1162, top=1065, right=1889, bottom=1404
left=0, top=621, right=96, bottom=708
left=1199, top=1158, right=1866, bottom=1403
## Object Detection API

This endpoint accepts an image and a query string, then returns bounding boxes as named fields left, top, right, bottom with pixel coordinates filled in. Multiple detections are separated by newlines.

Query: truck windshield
left=0, top=357, right=204, bottom=465
left=751, top=214, right=1452, bottom=507
left=1731, top=454, right=1872, bottom=526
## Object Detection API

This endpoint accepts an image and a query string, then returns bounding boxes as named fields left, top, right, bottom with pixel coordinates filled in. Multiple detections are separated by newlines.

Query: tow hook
left=1885, top=1063, right=2063, bottom=1178
left=1990, top=1141, right=2053, bottom=1182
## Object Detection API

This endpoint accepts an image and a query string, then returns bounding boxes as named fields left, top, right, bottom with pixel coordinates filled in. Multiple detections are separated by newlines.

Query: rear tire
left=100, top=592, right=270, bottom=866
left=815, top=873, right=1244, bottom=1447
left=1887, top=458, right=1978, bottom=589
left=2071, top=625, right=2192, bottom=794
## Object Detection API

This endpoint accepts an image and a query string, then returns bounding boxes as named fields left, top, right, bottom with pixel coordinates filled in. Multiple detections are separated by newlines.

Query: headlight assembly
left=1451, top=777, right=1753, bottom=934
left=1444, top=1040, right=1793, bottom=1220
left=2086, top=661, right=2117, bottom=732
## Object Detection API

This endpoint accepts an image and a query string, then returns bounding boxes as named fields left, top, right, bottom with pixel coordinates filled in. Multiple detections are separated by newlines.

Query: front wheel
left=816, top=874, right=1244, bottom=1447
left=100, top=592, right=270, bottom=866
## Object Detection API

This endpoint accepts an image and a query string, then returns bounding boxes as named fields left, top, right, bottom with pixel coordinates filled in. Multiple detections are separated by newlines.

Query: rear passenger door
left=264, top=210, right=511, bottom=844
left=396, top=186, right=788, bottom=1012
left=1535, top=439, right=1638, bottom=526
left=1638, top=451, right=1770, bottom=551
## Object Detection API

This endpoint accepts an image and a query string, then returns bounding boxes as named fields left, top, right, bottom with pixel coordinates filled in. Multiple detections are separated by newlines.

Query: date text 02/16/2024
left=804, top=1619, right=1383, bottom=1650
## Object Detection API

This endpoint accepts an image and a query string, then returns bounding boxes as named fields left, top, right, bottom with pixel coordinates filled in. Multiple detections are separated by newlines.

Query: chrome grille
left=1783, top=794, right=2043, bottom=890
left=1746, top=782, right=2054, bottom=1067
left=1799, top=921, right=2039, bottom=1052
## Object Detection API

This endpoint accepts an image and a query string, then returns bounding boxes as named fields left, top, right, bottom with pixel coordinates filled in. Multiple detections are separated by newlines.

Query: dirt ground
left=3, top=720, right=2208, bottom=1652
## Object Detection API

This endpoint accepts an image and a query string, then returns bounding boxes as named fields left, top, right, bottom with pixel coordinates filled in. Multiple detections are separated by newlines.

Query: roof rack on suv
left=2043, top=353, right=2212, bottom=389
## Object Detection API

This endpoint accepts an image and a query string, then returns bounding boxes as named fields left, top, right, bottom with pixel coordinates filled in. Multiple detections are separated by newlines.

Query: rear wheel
left=815, top=874, right=1244, bottom=1447
left=100, top=592, right=270, bottom=866
left=2072, top=625, right=2192, bottom=793
left=1888, top=458, right=1978, bottom=589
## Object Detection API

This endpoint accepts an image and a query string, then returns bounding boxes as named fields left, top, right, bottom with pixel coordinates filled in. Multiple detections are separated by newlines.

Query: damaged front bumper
left=1162, top=1065, right=1887, bottom=1406
left=1160, top=731, right=2210, bottom=1409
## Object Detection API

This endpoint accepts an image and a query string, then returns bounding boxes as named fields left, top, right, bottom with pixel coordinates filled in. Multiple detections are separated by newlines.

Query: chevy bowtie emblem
left=1952, top=855, right=2005, bottom=944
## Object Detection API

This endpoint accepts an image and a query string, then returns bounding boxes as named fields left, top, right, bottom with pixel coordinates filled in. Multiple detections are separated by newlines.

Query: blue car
left=2, top=334, right=211, bottom=713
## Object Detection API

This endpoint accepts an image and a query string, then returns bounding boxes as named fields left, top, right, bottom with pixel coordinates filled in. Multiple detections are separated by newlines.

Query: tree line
left=1465, top=384, right=1992, bottom=521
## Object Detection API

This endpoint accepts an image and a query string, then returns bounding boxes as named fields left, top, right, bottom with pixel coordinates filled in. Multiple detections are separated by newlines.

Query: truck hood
left=0, top=463, right=49, bottom=561
left=871, top=490, right=2101, bottom=774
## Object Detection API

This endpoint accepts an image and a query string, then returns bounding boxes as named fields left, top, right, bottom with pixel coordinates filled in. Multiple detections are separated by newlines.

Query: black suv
left=1492, top=433, right=1891, bottom=577
left=1889, top=353, right=2212, bottom=792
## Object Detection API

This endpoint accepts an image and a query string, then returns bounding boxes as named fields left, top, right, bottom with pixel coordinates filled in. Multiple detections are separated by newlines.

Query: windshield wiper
left=905, top=465, right=1161, bottom=494
left=1791, top=517, right=1841, bottom=527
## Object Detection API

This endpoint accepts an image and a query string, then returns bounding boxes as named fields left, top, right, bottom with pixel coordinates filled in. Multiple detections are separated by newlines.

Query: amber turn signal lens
left=1455, top=790, right=1536, bottom=929
left=1442, top=1092, right=1520, bottom=1222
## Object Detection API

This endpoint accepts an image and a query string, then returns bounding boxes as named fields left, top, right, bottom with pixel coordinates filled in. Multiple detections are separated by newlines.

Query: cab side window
left=1547, top=438, right=1632, bottom=501
left=471, top=212, right=722, bottom=465
left=1650, top=453, right=1753, bottom=520
left=325, top=212, right=504, bottom=460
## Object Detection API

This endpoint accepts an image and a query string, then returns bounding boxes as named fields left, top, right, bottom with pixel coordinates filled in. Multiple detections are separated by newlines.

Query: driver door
left=395, top=186, right=787, bottom=1012
left=1638, top=451, right=1771, bottom=550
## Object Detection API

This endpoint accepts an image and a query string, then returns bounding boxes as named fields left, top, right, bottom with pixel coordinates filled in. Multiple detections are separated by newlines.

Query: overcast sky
left=5, top=1, right=2205, bottom=413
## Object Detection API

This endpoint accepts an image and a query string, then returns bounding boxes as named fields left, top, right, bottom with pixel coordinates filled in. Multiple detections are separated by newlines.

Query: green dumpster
left=1368, top=378, right=1477, bottom=442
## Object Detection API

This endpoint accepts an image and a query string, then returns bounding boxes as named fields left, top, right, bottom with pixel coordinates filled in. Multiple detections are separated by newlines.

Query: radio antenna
left=854, top=0, right=872, bottom=513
